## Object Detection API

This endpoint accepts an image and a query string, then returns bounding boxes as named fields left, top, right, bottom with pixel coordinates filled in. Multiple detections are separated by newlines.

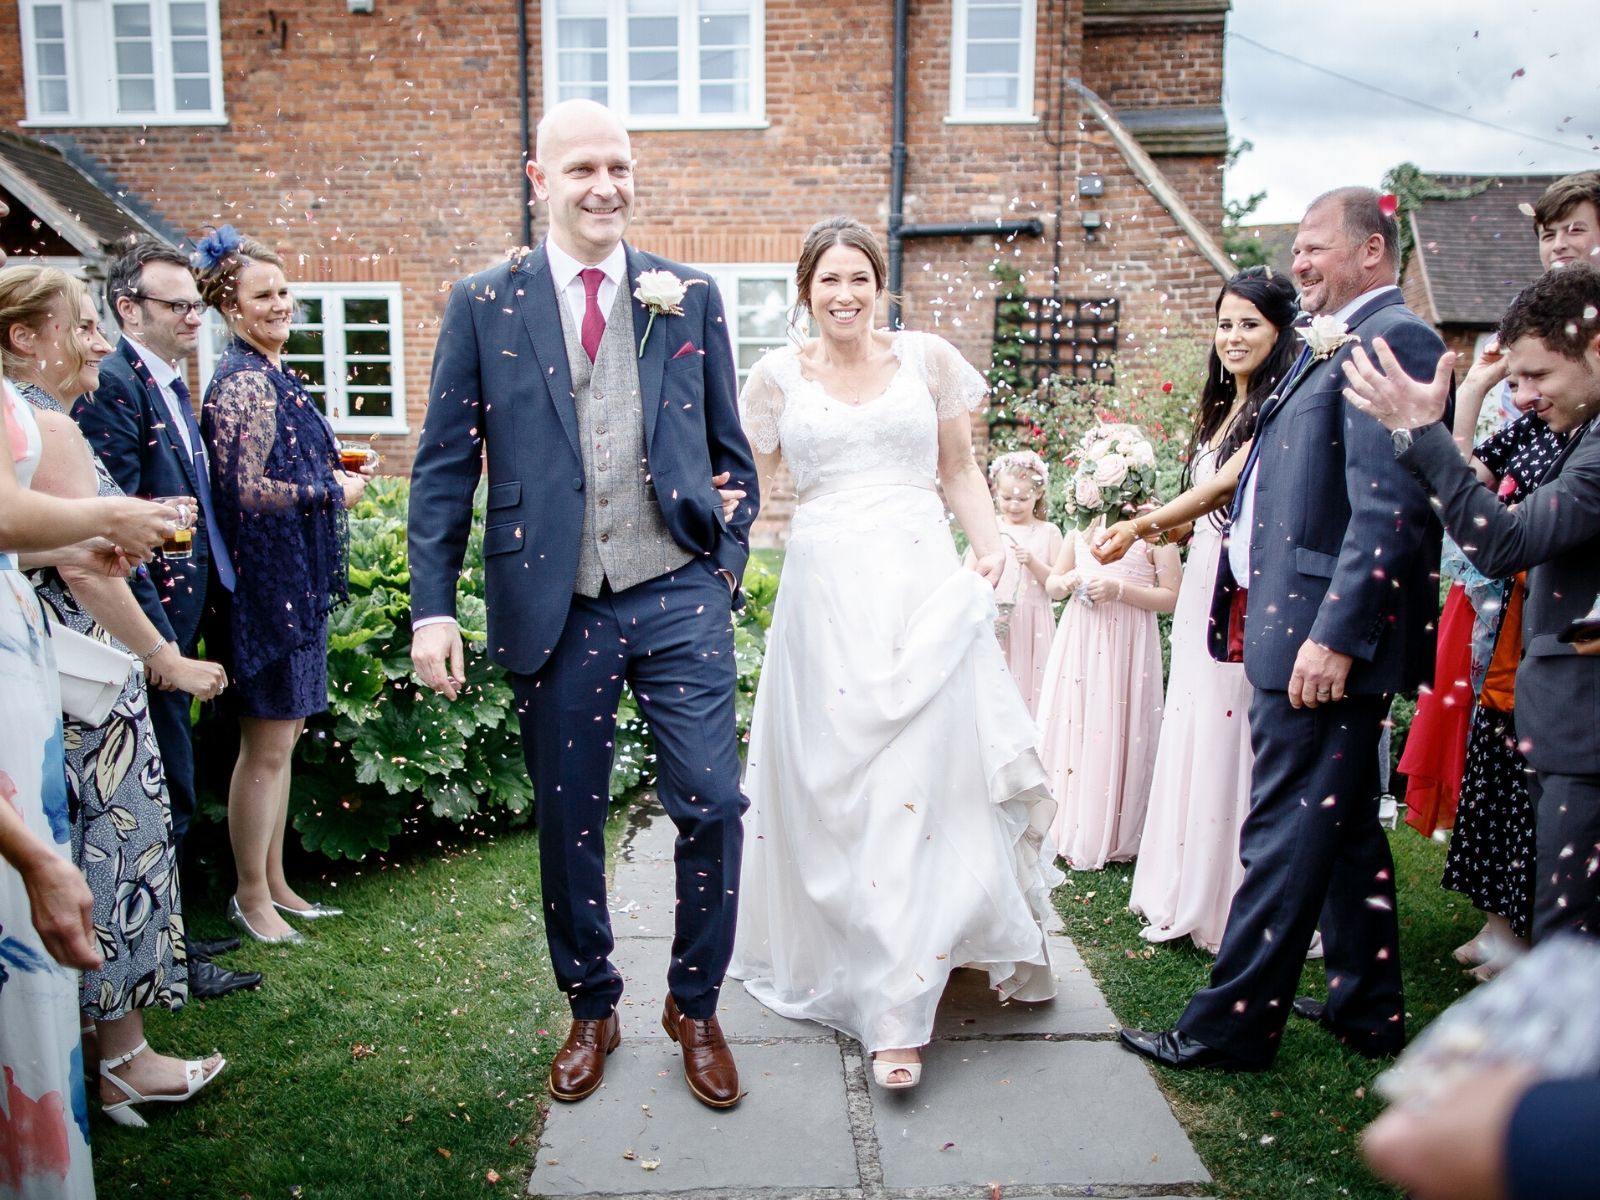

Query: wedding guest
left=192, top=228, right=364, bottom=946
left=1120, top=188, right=1445, bottom=1072
left=730, top=216, right=1058, bottom=1091
left=1036, top=423, right=1179, bottom=870
left=2, top=265, right=227, bottom=1127
left=72, top=237, right=257, bottom=999
left=1345, top=263, right=1600, bottom=942
left=1122, top=266, right=1298, bottom=951
left=969, top=449, right=1061, bottom=714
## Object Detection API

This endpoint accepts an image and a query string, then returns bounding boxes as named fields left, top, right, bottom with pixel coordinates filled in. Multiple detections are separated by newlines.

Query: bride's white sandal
left=100, top=1041, right=226, bottom=1127
left=871, top=1052, right=923, bottom=1090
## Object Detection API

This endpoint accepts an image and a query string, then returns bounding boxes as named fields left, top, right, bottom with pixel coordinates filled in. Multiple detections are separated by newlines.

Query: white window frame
left=946, top=0, right=1038, bottom=125
left=18, top=0, right=227, bottom=127
left=542, top=0, right=768, bottom=132
left=198, top=283, right=409, bottom=436
left=691, top=263, right=801, bottom=386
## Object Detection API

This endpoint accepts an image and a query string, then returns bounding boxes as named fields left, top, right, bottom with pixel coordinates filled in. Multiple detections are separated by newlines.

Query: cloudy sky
left=1224, top=0, right=1599, bottom=222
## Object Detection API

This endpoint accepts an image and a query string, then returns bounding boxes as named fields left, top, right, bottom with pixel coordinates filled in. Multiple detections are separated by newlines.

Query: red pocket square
left=672, top=340, right=699, bottom=359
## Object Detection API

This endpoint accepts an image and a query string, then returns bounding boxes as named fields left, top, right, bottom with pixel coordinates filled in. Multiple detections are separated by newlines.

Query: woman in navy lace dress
left=195, top=228, right=368, bottom=945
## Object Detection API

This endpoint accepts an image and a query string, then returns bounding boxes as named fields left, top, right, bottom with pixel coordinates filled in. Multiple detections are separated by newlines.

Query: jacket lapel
left=627, top=245, right=668, bottom=453
left=121, top=339, right=202, bottom=495
left=514, top=246, right=582, bottom=462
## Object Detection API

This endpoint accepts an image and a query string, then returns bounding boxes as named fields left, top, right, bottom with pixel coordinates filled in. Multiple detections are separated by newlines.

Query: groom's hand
left=413, top=622, right=466, bottom=701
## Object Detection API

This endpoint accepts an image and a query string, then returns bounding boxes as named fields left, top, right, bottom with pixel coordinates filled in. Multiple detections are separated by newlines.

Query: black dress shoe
left=188, top=935, right=242, bottom=959
left=1118, top=1027, right=1268, bottom=1072
left=1291, top=996, right=1404, bottom=1059
left=189, top=957, right=263, bottom=999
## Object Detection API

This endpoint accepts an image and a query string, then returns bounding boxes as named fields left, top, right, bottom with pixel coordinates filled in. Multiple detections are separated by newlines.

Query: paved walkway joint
left=529, top=806, right=1211, bottom=1199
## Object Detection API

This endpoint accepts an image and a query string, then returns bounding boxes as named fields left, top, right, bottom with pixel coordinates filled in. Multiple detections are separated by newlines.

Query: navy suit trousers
left=1179, top=689, right=1404, bottom=1064
left=509, top=563, right=747, bottom=1021
left=1530, top=770, right=1600, bottom=942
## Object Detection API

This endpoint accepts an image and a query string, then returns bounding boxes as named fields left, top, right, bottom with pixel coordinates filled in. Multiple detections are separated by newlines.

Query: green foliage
left=294, top=478, right=777, bottom=859
left=985, top=261, right=1031, bottom=416
left=1381, top=162, right=1493, bottom=277
left=1222, top=141, right=1272, bottom=268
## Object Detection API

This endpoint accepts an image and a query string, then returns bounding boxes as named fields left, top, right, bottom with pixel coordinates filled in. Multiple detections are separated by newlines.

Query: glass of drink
left=338, top=440, right=380, bottom=473
left=152, top=496, right=195, bottom=560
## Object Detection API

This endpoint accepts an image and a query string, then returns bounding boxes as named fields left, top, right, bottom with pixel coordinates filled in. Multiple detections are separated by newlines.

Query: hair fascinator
left=193, top=224, right=243, bottom=271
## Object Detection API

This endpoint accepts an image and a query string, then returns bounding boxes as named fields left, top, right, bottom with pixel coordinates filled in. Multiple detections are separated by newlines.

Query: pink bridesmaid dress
left=996, top=520, right=1063, bottom=716
left=1037, top=532, right=1164, bottom=870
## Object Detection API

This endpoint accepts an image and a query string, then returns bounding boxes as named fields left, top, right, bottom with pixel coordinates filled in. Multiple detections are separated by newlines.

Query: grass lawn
left=90, top=818, right=591, bottom=1199
left=1055, top=826, right=1481, bottom=1200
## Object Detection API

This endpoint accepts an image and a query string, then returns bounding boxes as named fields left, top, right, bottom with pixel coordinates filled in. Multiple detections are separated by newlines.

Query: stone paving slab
left=608, top=863, right=679, bottom=939
left=872, top=1041, right=1208, bottom=1192
left=530, top=1040, right=858, bottom=1197
left=930, top=940, right=1114, bottom=1040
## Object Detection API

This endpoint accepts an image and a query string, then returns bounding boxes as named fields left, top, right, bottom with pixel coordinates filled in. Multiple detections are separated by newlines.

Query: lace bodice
left=740, top=332, right=986, bottom=499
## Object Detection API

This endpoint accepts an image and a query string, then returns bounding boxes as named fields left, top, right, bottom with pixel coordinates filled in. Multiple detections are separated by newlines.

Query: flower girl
left=969, top=450, right=1063, bottom=714
left=1036, top=424, right=1180, bottom=869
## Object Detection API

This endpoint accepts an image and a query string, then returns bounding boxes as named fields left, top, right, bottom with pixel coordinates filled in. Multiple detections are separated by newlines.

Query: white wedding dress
left=728, top=332, right=1059, bottom=1054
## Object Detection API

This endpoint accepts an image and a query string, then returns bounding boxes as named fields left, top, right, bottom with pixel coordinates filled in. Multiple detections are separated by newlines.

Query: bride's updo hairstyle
left=192, top=224, right=285, bottom=324
left=792, top=216, right=895, bottom=326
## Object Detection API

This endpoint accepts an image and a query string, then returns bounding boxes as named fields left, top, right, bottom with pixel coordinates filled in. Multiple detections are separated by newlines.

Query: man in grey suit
left=1344, top=263, right=1600, bottom=941
left=1121, top=188, right=1446, bottom=1071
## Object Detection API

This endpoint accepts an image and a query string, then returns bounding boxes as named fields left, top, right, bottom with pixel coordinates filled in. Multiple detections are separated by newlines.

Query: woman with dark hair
left=729, top=216, right=1059, bottom=1090
left=1098, top=265, right=1299, bottom=951
left=193, top=227, right=368, bottom=945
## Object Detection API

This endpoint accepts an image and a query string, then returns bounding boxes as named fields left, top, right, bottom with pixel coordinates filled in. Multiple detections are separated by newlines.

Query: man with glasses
left=73, top=237, right=259, bottom=999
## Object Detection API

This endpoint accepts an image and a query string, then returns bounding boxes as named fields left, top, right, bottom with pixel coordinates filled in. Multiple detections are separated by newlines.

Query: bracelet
left=139, top=638, right=170, bottom=664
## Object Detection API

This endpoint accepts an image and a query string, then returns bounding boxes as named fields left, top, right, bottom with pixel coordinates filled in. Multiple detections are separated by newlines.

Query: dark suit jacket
left=407, top=242, right=759, bottom=677
left=72, top=340, right=212, bottom=648
left=1507, top=1076, right=1600, bottom=1200
left=1402, top=417, right=1600, bottom=776
left=1209, top=290, right=1446, bottom=694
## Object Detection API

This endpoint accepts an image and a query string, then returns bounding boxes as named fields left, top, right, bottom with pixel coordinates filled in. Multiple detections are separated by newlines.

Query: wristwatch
left=1391, top=426, right=1418, bottom=455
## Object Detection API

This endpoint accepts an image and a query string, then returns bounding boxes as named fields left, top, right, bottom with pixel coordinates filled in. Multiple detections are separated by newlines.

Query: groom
left=409, top=99, right=759, bottom=1108
left=1121, top=188, right=1445, bottom=1071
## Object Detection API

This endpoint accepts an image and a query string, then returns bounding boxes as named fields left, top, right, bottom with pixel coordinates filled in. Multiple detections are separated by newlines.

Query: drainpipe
left=517, top=0, right=533, bottom=248
left=888, top=0, right=909, bottom=326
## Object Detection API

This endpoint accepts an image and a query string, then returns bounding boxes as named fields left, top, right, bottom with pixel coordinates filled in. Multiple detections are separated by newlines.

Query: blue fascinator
left=193, top=224, right=243, bottom=270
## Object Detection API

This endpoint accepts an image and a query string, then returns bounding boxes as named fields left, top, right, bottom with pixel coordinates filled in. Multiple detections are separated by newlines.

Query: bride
left=728, top=217, right=1059, bottom=1090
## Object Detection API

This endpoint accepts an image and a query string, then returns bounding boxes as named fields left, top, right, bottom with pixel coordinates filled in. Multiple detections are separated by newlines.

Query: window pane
left=559, top=51, right=608, bottom=86
left=343, top=298, right=390, bottom=325
left=113, top=4, right=152, bottom=37
left=169, top=2, right=208, bottom=36
left=964, top=75, right=1018, bottom=110
left=116, top=41, right=155, bottom=75
left=558, top=80, right=609, bottom=102
left=285, top=328, right=324, bottom=357
left=629, top=84, right=677, bottom=115
left=37, top=43, right=66, bottom=76
left=34, top=5, right=64, bottom=38
left=966, top=42, right=1019, bottom=75
left=627, top=0, right=675, bottom=15
left=118, top=78, right=157, bottom=111
left=737, top=343, right=775, bottom=371
left=288, top=361, right=326, bottom=388
left=699, top=83, right=738, bottom=113
left=700, top=14, right=747, bottom=49
left=294, top=297, right=324, bottom=324
left=40, top=79, right=69, bottom=112
left=172, top=40, right=209, bottom=73
left=344, top=329, right=391, bottom=356
left=174, top=77, right=211, bottom=110
left=557, top=16, right=607, bottom=50
left=738, top=280, right=789, bottom=339
left=628, top=16, right=676, bottom=51
left=345, top=362, right=391, bottom=388
left=967, top=5, right=1021, bottom=39
left=700, top=46, right=746, bottom=82
left=346, top=392, right=394, bottom=418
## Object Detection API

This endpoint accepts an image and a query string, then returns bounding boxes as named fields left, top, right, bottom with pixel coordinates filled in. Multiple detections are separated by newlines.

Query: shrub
left=284, top=478, right=776, bottom=860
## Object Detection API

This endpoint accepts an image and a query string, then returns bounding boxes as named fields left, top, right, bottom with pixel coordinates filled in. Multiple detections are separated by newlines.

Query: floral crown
left=1062, top=422, right=1158, bottom=529
left=988, top=449, right=1049, bottom=492
left=192, top=224, right=243, bottom=271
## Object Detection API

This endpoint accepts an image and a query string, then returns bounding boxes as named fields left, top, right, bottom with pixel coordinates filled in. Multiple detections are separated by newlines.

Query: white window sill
left=21, top=113, right=229, bottom=128
left=943, top=112, right=1040, bottom=126
left=623, top=116, right=770, bottom=132
left=332, top=422, right=410, bottom=437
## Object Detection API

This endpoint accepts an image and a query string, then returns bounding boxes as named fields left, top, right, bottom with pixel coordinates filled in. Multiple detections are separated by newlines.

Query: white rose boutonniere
left=1300, top=314, right=1361, bottom=361
left=633, top=269, right=705, bottom=358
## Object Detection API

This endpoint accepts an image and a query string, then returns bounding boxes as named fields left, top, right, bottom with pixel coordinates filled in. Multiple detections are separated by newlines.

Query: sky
left=1223, top=0, right=1600, bottom=223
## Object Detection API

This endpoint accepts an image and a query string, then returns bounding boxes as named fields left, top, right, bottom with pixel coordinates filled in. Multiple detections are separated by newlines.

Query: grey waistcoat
left=556, top=279, right=691, bottom=597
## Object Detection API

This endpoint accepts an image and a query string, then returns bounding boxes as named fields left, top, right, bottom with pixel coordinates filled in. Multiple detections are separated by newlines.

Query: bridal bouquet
left=1061, top=422, right=1159, bottom=530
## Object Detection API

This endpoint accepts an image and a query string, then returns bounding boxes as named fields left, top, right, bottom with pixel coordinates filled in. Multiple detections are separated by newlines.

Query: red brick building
left=1, top=0, right=1232, bottom=542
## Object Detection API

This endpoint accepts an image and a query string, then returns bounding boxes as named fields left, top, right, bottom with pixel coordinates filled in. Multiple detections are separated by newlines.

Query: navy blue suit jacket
left=407, top=242, right=759, bottom=676
left=72, top=340, right=212, bottom=649
left=1209, top=290, right=1445, bottom=694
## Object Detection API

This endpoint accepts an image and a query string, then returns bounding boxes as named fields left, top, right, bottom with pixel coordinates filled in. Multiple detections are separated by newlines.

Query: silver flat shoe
left=273, top=899, right=344, bottom=920
left=228, top=895, right=305, bottom=944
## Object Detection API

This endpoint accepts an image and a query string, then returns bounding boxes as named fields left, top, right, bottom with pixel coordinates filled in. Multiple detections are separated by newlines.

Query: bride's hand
left=973, top=551, right=1005, bottom=588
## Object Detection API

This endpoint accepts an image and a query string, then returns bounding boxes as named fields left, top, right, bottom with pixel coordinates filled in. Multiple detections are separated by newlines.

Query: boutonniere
left=633, top=270, right=705, bottom=358
left=1299, top=314, right=1361, bottom=361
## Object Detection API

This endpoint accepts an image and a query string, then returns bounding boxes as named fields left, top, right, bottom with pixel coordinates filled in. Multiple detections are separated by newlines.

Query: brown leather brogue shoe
left=548, top=1012, right=621, bottom=1102
left=662, top=994, right=741, bottom=1109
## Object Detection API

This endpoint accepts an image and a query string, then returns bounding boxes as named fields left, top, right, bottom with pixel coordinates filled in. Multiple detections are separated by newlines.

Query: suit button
left=599, top=532, right=610, bottom=543
left=596, top=424, right=608, bottom=435
left=572, top=477, right=582, bottom=489
left=598, top=497, right=609, bottom=507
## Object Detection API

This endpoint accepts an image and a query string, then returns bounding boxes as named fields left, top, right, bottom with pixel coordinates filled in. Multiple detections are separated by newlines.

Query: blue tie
left=171, top=375, right=236, bottom=593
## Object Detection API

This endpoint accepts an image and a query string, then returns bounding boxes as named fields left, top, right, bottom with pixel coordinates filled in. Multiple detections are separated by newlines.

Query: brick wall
left=2, top=0, right=1229, bottom=546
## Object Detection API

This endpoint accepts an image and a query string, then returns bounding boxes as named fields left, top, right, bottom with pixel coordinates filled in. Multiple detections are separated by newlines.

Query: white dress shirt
left=123, top=334, right=203, bottom=465
left=1227, top=284, right=1401, bottom=586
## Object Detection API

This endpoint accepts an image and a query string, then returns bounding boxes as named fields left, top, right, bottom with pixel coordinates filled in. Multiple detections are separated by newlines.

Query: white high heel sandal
left=100, top=1041, right=226, bottom=1128
left=871, top=1052, right=923, bottom=1090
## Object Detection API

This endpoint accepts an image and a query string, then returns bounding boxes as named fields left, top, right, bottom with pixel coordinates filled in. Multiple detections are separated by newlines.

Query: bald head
left=528, top=100, right=635, bottom=264
left=534, top=99, right=631, bottom=165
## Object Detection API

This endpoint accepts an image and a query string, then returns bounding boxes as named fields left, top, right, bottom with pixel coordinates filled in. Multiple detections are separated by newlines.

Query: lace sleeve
left=206, top=370, right=338, bottom=514
left=739, top=352, right=786, bottom=455
left=921, top=333, right=989, bottom=419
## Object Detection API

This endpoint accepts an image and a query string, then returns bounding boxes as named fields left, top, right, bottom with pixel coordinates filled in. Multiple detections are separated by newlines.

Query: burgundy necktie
left=579, top=268, right=606, bottom=362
